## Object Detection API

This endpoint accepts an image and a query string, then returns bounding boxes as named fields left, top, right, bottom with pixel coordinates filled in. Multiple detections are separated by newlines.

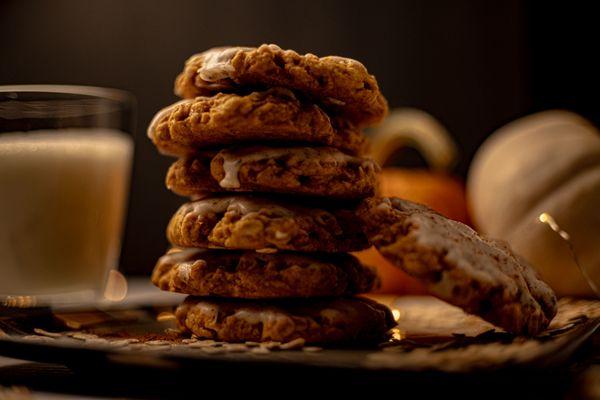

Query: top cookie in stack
left=148, top=44, right=395, bottom=345
left=174, top=45, right=388, bottom=127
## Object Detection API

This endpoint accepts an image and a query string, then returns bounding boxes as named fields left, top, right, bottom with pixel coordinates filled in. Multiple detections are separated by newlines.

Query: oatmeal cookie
left=166, top=146, right=379, bottom=199
left=148, top=88, right=366, bottom=156
left=167, top=196, right=369, bottom=252
left=152, top=248, right=379, bottom=298
left=174, top=44, right=388, bottom=127
left=175, top=296, right=395, bottom=344
left=356, top=197, right=557, bottom=335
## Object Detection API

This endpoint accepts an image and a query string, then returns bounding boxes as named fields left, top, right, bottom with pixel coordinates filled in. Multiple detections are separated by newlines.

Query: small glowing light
left=256, top=248, right=278, bottom=254
left=157, top=312, right=176, bottom=322
left=2, top=295, right=37, bottom=308
left=390, top=328, right=404, bottom=341
left=538, top=212, right=570, bottom=240
left=103, top=270, right=128, bottom=302
left=392, top=309, right=401, bottom=321
left=538, top=211, right=598, bottom=296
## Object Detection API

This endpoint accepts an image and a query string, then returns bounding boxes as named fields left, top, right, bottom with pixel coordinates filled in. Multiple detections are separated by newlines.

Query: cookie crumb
left=302, top=346, right=323, bottom=352
left=280, top=338, right=306, bottom=350
left=22, top=335, right=54, bottom=342
left=251, top=346, right=271, bottom=354
left=108, top=339, right=133, bottom=347
left=69, top=332, right=99, bottom=341
left=189, top=340, right=219, bottom=348
left=146, top=340, right=172, bottom=346
left=33, top=328, right=63, bottom=338
left=256, top=248, right=277, bottom=254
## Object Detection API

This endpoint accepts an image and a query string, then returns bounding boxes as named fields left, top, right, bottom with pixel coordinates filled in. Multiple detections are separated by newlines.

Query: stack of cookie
left=148, top=45, right=395, bottom=345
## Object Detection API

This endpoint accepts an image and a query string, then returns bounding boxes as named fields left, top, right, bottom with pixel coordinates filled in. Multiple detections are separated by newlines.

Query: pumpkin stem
left=369, top=108, right=458, bottom=170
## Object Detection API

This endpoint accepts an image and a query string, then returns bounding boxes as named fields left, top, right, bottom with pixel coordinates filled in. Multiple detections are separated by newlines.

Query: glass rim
left=0, top=84, right=134, bottom=104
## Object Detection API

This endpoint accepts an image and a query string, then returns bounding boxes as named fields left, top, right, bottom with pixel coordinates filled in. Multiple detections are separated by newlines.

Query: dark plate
left=1, top=292, right=599, bottom=399
left=1, top=295, right=598, bottom=373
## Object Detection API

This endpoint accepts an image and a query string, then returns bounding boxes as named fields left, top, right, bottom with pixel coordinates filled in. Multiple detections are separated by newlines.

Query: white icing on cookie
left=215, top=146, right=376, bottom=189
left=219, top=156, right=242, bottom=189
left=197, top=47, right=251, bottom=82
left=182, top=196, right=297, bottom=218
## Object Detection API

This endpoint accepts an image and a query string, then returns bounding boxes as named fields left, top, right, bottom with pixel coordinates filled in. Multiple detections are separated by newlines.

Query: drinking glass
left=0, top=85, right=135, bottom=307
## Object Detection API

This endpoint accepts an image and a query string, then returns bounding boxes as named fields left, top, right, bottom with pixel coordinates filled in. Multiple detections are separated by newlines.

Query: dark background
left=1, top=0, right=598, bottom=275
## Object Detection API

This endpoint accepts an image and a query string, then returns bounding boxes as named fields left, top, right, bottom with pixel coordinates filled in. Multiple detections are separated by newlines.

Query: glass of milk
left=0, top=85, right=134, bottom=307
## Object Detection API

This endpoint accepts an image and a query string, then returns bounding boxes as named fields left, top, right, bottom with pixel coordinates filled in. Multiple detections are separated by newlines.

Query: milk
left=0, top=129, right=133, bottom=300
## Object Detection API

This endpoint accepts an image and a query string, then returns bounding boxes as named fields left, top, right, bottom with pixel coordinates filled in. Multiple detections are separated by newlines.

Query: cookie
left=167, top=196, right=369, bottom=252
left=174, top=44, right=388, bottom=127
left=152, top=248, right=379, bottom=298
left=175, top=296, right=395, bottom=344
left=356, top=197, right=558, bottom=335
left=166, top=146, right=379, bottom=199
left=148, top=88, right=367, bottom=157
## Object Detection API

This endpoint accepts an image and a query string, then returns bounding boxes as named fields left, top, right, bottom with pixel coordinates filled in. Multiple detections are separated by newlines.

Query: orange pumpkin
left=355, top=109, right=468, bottom=294
left=379, top=169, right=469, bottom=224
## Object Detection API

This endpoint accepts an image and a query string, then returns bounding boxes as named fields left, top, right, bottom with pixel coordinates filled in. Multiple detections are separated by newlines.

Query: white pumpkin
left=468, top=110, right=600, bottom=297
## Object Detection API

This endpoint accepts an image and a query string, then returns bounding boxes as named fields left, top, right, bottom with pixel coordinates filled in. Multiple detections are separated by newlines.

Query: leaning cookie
left=174, top=44, right=388, bottom=127
left=148, top=88, right=367, bottom=157
left=175, top=296, right=395, bottom=344
left=356, top=197, right=557, bottom=335
left=152, top=248, right=379, bottom=298
left=166, top=146, right=379, bottom=199
left=167, top=196, right=369, bottom=252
